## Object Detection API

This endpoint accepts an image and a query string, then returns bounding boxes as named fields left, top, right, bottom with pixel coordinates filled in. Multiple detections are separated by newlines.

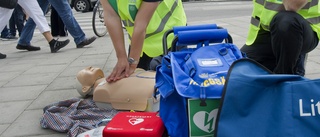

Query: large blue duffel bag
left=215, top=58, right=320, bottom=137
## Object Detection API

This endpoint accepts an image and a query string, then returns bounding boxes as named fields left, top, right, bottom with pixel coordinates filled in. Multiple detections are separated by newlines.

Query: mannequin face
left=76, top=66, right=105, bottom=96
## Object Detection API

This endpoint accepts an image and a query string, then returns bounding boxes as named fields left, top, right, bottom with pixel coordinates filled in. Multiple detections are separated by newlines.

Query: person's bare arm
left=283, top=0, right=308, bottom=11
left=101, top=0, right=126, bottom=60
left=128, top=1, right=160, bottom=71
left=100, top=0, right=128, bottom=82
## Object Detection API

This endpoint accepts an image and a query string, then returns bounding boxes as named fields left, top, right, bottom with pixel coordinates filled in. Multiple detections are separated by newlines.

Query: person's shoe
left=49, top=38, right=70, bottom=53
left=16, top=44, right=41, bottom=51
left=76, top=36, right=97, bottom=48
left=1, top=35, right=18, bottom=41
left=0, top=52, right=6, bottom=59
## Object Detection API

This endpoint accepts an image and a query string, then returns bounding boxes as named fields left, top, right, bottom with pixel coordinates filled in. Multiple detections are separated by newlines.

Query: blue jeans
left=1, top=26, right=9, bottom=37
left=18, top=0, right=86, bottom=45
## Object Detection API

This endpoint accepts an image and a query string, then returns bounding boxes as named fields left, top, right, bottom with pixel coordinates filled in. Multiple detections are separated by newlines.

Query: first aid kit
left=103, top=112, right=166, bottom=137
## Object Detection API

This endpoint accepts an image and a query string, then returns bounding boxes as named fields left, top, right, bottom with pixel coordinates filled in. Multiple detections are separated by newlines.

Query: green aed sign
left=188, top=99, right=220, bottom=137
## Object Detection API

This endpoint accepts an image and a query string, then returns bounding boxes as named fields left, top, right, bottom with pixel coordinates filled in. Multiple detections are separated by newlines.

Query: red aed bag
left=103, top=112, right=165, bottom=137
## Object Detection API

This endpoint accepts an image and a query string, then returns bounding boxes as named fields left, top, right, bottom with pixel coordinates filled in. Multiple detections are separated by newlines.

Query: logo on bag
left=198, top=58, right=222, bottom=67
left=129, top=118, right=144, bottom=125
left=189, top=76, right=226, bottom=87
left=299, top=99, right=320, bottom=117
left=193, top=109, right=218, bottom=133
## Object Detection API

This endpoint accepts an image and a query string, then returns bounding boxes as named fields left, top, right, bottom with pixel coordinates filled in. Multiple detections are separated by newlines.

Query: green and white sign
left=188, top=99, right=220, bottom=137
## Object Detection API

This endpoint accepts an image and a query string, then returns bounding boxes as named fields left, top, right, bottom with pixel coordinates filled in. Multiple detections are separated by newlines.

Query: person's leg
left=58, top=18, right=67, bottom=36
left=18, top=0, right=70, bottom=53
left=270, top=11, right=318, bottom=75
left=18, top=0, right=51, bottom=35
left=137, top=53, right=153, bottom=70
left=48, top=0, right=85, bottom=44
left=49, top=0, right=96, bottom=48
left=57, top=10, right=67, bottom=36
left=0, top=7, right=14, bottom=31
left=50, top=7, right=59, bottom=37
left=18, top=0, right=50, bottom=46
left=1, top=26, right=9, bottom=38
left=240, top=29, right=276, bottom=72
left=0, top=7, right=13, bottom=59
left=1, top=26, right=17, bottom=40
left=295, top=54, right=307, bottom=76
left=14, top=5, right=25, bottom=37
left=149, top=55, right=163, bottom=71
left=9, top=13, right=16, bottom=36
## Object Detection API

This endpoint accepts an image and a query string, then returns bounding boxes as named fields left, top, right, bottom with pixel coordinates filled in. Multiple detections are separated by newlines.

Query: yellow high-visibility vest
left=109, top=0, right=187, bottom=57
left=246, top=0, right=320, bottom=45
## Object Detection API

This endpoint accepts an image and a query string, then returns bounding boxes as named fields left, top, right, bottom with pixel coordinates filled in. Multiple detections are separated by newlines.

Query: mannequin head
left=76, top=66, right=105, bottom=97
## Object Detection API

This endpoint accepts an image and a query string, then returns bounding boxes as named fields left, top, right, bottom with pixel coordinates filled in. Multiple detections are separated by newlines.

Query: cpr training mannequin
left=76, top=66, right=105, bottom=97
left=76, top=67, right=159, bottom=112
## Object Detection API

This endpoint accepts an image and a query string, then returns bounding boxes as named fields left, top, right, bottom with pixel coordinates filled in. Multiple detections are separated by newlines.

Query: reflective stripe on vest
left=111, top=0, right=187, bottom=57
left=246, top=0, right=320, bottom=45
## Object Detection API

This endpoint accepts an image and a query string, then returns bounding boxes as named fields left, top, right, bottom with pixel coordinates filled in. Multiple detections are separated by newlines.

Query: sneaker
left=49, top=38, right=70, bottom=53
left=0, top=52, right=6, bottom=59
left=16, top=44, right=41, bottom=51
left=1, top=35, right=18, bottom=41
left=76, top=36, right=97, bottom=48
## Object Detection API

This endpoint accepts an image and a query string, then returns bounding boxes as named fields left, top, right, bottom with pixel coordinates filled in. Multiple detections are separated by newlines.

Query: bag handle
left=171, top=29, right=233, bottom=52
left=162, top=24, right=220, bottom=55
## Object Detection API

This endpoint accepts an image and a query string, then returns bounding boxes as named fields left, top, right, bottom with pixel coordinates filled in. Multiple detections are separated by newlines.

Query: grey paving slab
left=3, top=73, right=59, bottom=87
left=5, top=58, right=49, bottom=66
left=37, top=57, right=75, bottom=66
left=27, top=89, right=81, bottom=110
left=0, top=72, right=20, bottom=82
left=0, top=82, right=6, bottom=87
left=1, top=110, right=60, bottom=137
left=0, top=64, right=34, bottom=72
left=19, top=52, right=56, bottom=60
left=27, top=134, right=67, bottom=137
left=305, top=62, right=320, bottom=75
left=0, top=124, right=9, bottom=135
left=0, top=1, right=320, bottom=137
left=0, top=100, right=32, bottom=124
left=309, top=56, right=320, bottom=64
left=52, top=46, right=88, bottom=56
left=23, top=64, right=67, bottom=75
left=58, top=66, right=90, bottom=77
left=69, top=57, right=107, bottom=68
left=0, top=85, right=46, bottom=102
left=45, top=76, right=78, bottom=91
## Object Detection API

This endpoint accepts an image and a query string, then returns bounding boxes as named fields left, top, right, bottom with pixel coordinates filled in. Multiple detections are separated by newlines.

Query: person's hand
left=106, top=59, right=136, bottom=82
left=107, top=58, right=129, bottom=82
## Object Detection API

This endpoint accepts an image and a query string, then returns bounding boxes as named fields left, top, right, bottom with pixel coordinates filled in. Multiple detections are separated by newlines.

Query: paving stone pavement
left=0, top=1, right=320, bottom=137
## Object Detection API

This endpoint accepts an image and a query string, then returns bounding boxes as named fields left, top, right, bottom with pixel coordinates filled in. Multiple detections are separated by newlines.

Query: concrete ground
left=0, top=1, right=320, bottom=137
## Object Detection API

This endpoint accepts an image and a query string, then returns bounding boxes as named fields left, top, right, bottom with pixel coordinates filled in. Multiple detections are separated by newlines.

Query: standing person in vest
left=100, top=0, right=187, bottom=82
left=241, top=0, right=320, bottom=76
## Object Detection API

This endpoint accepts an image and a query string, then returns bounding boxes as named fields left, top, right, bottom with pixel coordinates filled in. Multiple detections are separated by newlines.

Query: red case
left=103, top=112, right=165, bottom=137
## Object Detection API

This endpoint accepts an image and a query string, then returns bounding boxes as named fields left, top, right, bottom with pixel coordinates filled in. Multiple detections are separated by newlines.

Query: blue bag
left=215, top=58, right=320, bottom=137
left=170, top=29, right=243, bottom=101
left=156, top=24, right=244, bottom=137
left=156, top=49, right=189, bottom=137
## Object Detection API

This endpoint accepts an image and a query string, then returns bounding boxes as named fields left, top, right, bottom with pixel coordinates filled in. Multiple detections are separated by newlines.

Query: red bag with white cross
left=103, top=112, right=166, bottom=137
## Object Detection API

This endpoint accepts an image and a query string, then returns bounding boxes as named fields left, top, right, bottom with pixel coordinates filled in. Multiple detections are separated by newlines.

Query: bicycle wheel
left=92, top=1, right=107, bottom=37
